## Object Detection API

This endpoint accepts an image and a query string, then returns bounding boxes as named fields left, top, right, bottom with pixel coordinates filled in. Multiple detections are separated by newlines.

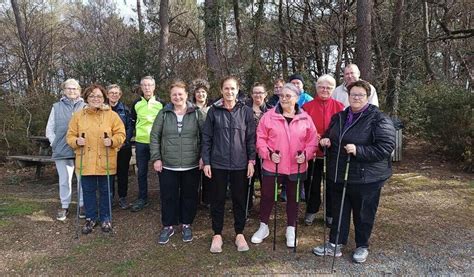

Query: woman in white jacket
left=45, top=79, right=85, bottom=221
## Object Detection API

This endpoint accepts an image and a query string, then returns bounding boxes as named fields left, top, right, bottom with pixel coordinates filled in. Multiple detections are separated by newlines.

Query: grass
left=0, top=197, right=41, bottom=218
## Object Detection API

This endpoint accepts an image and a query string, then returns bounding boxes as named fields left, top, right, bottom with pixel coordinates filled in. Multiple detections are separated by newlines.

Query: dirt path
left=0, top=141, right=472, bottom=275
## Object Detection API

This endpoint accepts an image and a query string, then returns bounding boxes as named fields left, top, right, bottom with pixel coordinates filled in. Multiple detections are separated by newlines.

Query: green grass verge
left=0, top=198, right=41, bottom=218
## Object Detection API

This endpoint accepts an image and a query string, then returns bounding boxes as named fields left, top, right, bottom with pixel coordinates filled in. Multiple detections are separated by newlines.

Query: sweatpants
left=329, top=180, right=384, bottom=248
left=210, top=169, right=247, bottom=235
left=158, top=168, right=200, bottom=226
left=304, top=159, right=332, bottom=217
left=55, top=159, right=83, bottom=209
left=259, top=175, right=298, bottom=227
left=111, top=146, right=132, bottom=198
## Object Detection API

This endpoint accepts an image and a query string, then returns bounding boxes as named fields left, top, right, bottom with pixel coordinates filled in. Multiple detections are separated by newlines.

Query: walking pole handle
left=104, top=132, right=108, bottom=139
left=81, top=133, right=85, bottom=138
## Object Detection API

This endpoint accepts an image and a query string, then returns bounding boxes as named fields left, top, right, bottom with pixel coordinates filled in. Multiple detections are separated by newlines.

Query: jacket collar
left=83, top=104, right=110, bottom=113
left=212, top=98, right=244, bottom=110
left=275, top=103, right=302, bottom=115
left=163, top=101, right=197, bottom=114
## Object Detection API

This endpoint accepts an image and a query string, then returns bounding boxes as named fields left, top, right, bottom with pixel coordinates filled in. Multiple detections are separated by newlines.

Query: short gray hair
left=61, top=78, right=81, bottom=93
left=140, top=76, right=155, bottom=86
left=282, top=83, right=300, bottom=96
left=316, top=74, right=336, bottom=88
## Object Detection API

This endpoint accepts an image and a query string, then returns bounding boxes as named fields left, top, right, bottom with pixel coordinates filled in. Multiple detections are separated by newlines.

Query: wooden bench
left=7, top=155, right=54, bottom=179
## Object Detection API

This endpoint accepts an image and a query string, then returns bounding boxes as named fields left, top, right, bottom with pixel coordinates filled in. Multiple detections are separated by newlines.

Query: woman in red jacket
left=251, top=83, right=318, bottom=248
left=302, top=74, right=344, bottom=226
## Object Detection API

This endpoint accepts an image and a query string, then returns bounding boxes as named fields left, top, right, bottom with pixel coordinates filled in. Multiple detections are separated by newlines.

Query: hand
left=344, top=144, right=357, bottom=156
left=204, top=165, right=212, bottom=178
left=104, top=138, right=112, bottom=147
left=199, top=158, right=204, bottom=170
left=271, top=152, right=281, bottom=164
left=296, top=152, right=305, bottom=164
left=320, top=138, right=331, bottom=148
left=76, top=136, right=85, bottom=146
left=153, top=160, right=163, bottom=172
left=247, top=163, right=254, bottom=178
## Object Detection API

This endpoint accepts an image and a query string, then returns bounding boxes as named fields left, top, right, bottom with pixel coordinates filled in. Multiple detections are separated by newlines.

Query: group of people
left=46, top=64, right=395, bottom=263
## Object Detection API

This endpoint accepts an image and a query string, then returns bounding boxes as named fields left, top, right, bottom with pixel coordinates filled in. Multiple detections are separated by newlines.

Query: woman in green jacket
left=150, top=80, right=205, bottom=244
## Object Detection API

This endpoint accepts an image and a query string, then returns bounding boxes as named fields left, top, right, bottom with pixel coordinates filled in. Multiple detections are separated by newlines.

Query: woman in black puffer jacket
left=312, top=80, right=395, bottom=264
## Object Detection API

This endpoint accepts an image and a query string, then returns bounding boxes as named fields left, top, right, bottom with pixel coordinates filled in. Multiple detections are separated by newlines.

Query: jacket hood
left=83, top=104, right=111, bottom=112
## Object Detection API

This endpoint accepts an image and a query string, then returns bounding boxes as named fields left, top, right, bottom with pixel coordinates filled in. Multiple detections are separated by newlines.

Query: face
left=273, top=81, right=284, bottom=96
left=170, top=86, right=187, bottom=107
left=140, top=79, right=155, bottom=99
left=290, top=79, right=304, bottom=92
left=316, top=80, right=335, bottom=100
left=107, top=88, right=122, bottom=105
left=251, top=86, right=267, bottom=106
left=343, top=66, right=361, bottom=85
left=221, top=79, right=238, bottom=102
left=87, top=88, right=105, bottom=109
left=279, top=88, right=298, bottom=110
left=194, top=88, right=207, bottom=103
left=63, top=84, right=80, bottom=100
left=348, top=86, right=369, bottom=112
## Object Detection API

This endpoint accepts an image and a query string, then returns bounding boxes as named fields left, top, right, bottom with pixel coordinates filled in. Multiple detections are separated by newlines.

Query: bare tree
left=422, top=0, right=435, bottom=81
left=158, top=0, right=170, bottom=79
left=355, top=0, right=373, bottom=82
left=204, top=0, right=222, bottom=88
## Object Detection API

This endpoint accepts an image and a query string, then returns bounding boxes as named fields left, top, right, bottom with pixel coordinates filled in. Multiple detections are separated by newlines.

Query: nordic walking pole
left=245, top=175, right=252, bottom=220
left=104, top=132, right=113, bottom=235
left=294, top=150, right=303, bottom=253
left=322, top=146, right=327, bottom=261
left=306, top=157, right=316, bottom=206
left=273, top=150, right=280, bottom=251
left=75, top=133, right=85, bottom=239
left=331, top=154, right=351, bottom=272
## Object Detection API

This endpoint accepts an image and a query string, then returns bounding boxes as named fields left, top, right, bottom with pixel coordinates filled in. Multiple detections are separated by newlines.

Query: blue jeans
left=81, top=175, right=114, bottom=222
left=135, top=142, right=150, bottom=200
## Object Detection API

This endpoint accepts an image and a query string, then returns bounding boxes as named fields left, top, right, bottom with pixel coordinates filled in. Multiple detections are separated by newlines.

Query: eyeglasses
left=65, top=87, right=78, bottom=91
left=350, top=94, right=367, bottom=99
left=252, top=91, right=266, bottom=95
left=280, top=94, right=296, bottom=99
left=88, top=95, right=104, bottom=99
left=108, top=91, right=121, bottom=95
left=317, top=86, right=333, bottom=91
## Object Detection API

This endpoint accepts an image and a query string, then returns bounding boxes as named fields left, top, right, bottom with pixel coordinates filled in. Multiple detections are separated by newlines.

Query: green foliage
left=400, top=82, right=473, bottom=170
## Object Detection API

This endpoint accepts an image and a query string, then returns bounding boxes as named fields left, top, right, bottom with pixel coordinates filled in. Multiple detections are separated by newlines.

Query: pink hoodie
left=257, top=107, right=318, bottom=175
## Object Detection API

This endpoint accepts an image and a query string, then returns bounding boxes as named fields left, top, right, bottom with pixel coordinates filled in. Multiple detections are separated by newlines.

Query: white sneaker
left=286, top=226, right=297, bottom=248
left=251, top=222, right=269, bottom=244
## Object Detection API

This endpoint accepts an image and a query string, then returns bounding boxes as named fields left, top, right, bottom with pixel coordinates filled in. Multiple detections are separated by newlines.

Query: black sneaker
left=82, top=219, right=97, bottom=234
left=158, top=226, right=174, bottom=244
left=182, top=225, right=193, bottom=242
left=131, top=199, right=149, bottom=212
left=101, top=221, right=112, bottom=233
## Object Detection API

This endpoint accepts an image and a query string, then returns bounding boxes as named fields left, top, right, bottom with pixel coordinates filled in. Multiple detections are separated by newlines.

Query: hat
left=288, top=74, right=304, bottom=83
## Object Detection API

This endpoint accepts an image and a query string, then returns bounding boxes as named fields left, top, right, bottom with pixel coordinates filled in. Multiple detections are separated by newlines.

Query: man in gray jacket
left=332, top=64, right=379, bottom=108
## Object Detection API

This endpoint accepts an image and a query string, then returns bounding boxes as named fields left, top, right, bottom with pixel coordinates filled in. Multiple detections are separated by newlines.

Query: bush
left=400, top=81, right=473, bottom=171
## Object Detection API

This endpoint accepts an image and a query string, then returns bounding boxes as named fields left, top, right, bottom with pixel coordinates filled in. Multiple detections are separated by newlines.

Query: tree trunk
left=137, top=0, right=144, bottom=34
left=278, top=0, right=288, bottom=78
left=372, top=4, right=386, bottom=94
left=204, top=0, right=222, bottom=89
left=158, top=0, right=170, bottom=79
left=355, top=0, right=373, bottom=82
left=385, top=0, right=405, bottom=116
left=422, top=0, right=436, bottom=81
left=10, top=0, right=35, bottom=93
left=233, top=0, right=241, bottom=49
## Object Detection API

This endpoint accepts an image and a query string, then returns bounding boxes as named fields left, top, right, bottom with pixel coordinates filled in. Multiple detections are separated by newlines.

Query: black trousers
left=329, top=180, right=384, bottom=248
left=248, top=157, right=262, bottom=209
left=304, top=159, right=332, bottom=217
left=210, top=168, right=247, bottom=235
left=158, top=168, right=200, bottom=226
left=200, top=171, right=212, bottom=205
left=111, top=146, right=132, bottom=198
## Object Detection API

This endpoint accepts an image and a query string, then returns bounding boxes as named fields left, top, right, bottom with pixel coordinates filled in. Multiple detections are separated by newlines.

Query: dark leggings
left=259, top=175, right=298, bottom=227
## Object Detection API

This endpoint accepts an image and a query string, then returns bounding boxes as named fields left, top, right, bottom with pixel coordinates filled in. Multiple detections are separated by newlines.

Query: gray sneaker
left=131, top=199, right=149, bottom=212
left=352, top=247, right=369, bottom=263
left=312, top=242, right=343, bottom=257
left=182, top=225, right=193, bottom=242
left=119, top=197, right=129, bottom=210
left=56, top=208, right=69, bottom=221
left=158, top=226, right=174, bottom=244
left=304, top=213, right=317, bottom=226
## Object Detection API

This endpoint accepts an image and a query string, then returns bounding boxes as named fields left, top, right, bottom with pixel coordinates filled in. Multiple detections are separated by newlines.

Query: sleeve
left=245, top=108, right=256, bottom=161
left=304, top=115, right=319, bottom=159
left=125, top=105, right=134, bottom=144
left=355, top=113, right=396, bottom=162
left=149, top=110, right=164, bottom=162
left=66, top=112, right=80, bottom=150
left=45, top=107, right=55, bottom=145
left=369, top=85, right=379, bottom=107
left=196, top=109, right=205, bottom=154
left=110, top=113, right=126, bottom=149
left=130, top=99, right=139, bottom=122
left=256, top=114, right=271, bottom=160
left=201, top=108, right=214, bottom=165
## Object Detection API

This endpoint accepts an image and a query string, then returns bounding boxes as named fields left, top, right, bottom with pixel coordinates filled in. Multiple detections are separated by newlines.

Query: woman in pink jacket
left=251, top=83, right=318, bottom=248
